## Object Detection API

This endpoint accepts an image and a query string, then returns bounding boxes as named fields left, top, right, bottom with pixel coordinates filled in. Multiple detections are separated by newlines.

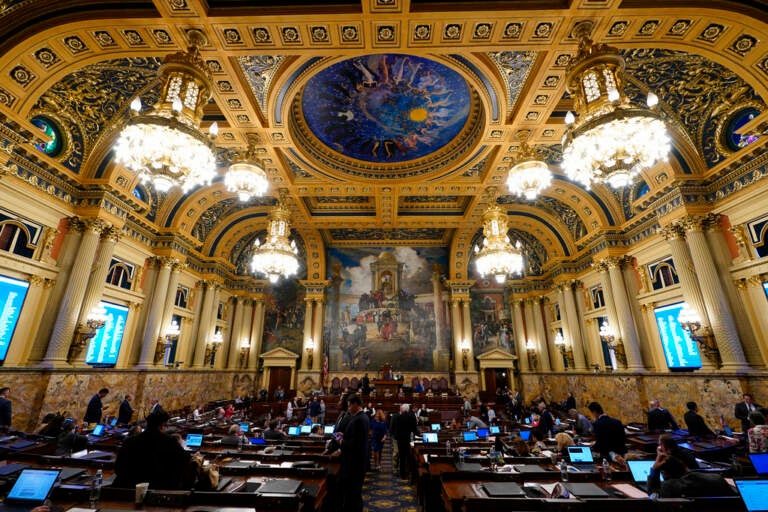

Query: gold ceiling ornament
left=506, top=142, right=552, bottom=200
left=250, top=191, right=300, bottom=284
left=561, top=21, right=670, bottom=190
left=224, top=135, right=269, bottom=202
left=474, top=189, right=524, bottom=284
left=113, top=29, right=218, bottom=193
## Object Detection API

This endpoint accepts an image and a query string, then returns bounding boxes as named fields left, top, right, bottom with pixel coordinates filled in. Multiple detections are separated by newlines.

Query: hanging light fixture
left=224, top=139, right=269, bottom=201
left=114, top=29, right=218, bottom=193
left=561, top=21, right=670, bottom=190
left=250, top=197, right=300, bottom=283
left=506, top=142, right=552, bottom=200
left=474, top=202, right=524, bottom=284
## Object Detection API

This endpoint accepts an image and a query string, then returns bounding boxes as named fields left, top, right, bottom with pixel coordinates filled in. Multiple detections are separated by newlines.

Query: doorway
left=268, top=366, right=292, bottom=394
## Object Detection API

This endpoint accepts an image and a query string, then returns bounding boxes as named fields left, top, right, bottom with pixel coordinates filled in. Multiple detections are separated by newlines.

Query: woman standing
left=370, top=409, right=388, bottom=470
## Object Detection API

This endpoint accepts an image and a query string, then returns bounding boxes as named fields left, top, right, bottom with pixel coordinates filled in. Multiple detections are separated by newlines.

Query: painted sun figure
left=409, top=108, right=428, bottom=122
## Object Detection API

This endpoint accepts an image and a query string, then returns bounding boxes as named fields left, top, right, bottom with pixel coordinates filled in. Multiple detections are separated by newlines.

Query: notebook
left=567, top=446, right=596, bottom=470
left=489, top=425, right=500, bottom=435
left=563, top=482, right=611, bottom=498
left=482, top=482, right=526, bottom=497
left=750, top=454, right=768, bottom=475
left=257, top=478, right=302, bottom=495
left=422, top=432, right=438, bottom=444
left=627, top=459, right=663, bottom=491
left=185, top=433, right=203, bottom=450
left=518, top=430, right=531, bottom=441
left=0, top=468, right=60, bottom=512
left=462, top=431, right=477, bottom=442
left=735, top=479, right=768, bottom=512
left=431, top=423, right=441, bottom=431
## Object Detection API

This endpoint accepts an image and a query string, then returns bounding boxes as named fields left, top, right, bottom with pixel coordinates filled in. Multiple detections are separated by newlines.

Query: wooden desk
left=373, top=379, right=402, bottom=396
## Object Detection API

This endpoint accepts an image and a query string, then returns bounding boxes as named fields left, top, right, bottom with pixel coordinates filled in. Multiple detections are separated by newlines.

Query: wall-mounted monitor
left=0, top=275, right=30, bottom=362
left=654, top=302, right=702, bottom=370
left=85, top=301, right=128, bottom=366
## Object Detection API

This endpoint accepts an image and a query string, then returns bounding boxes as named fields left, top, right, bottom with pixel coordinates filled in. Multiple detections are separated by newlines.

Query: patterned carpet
left=363, top=439, right=419, bottom=512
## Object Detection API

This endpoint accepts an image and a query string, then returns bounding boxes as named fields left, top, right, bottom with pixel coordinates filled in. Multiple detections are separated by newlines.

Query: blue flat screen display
left=85, top=301, right=128, bottom=366
left=0, top=275, right=30, bottom=361
left=654, top=302, right=702, bottom=370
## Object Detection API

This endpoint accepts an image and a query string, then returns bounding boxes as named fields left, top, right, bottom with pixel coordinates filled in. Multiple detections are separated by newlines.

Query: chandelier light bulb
left=647, top=91, right=659, bottom=108
left=130, top=97, right=142, bottom=113
left=607, top=87, right=620, bottom=102
left=565, top=111, right=576, bottom=125
left=171, top=97, right=182, bottom=113
left=209, top=122, right=219, bottom=138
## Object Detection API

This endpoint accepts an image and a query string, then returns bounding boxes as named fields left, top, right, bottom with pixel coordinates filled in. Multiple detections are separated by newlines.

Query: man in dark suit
left=735, top=393, right=762, bottom=433
left=339, top=394, right=369, bottom=512
left=684, top=401, right=715, bottom=437
left=537, top=401, right=555, bottom=437
left=587, top=401, right=627, bottom=462
left=117, top=394, right=134, bottom=425
left=393, top=403, right=418, bottom=480
left=647, top=398, right=679, bottom=432
left=84, top=388, right=109, bottom=425
left=0, top=387, right=11, bottom=430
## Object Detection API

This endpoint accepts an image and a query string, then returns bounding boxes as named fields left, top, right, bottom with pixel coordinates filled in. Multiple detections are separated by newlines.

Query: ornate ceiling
left=0, top=0, right=767, bottom=285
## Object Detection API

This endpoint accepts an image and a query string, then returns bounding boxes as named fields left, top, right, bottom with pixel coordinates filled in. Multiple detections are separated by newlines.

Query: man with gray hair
left=648, top=398, right=679, bottom=432
left=392, top=403, right=418, bottom=480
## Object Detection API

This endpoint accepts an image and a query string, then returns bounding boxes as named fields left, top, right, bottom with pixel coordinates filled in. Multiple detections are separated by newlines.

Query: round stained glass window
left=30, top=116, right=63, bottom=156
left=725, top=107, right=761, bottom=151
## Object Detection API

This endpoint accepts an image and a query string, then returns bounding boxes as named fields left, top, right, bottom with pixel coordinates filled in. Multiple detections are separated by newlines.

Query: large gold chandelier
left=561, top=22, right=670, bottom=189
left=506, top=143, right=552, bottom=200
left=225, top=139, right=269, bottom=202
left=114, top=30, right=218, bottom=193
left=474, top=203, right=524, bottom=284
left=250, top=199, right=300, bottom=283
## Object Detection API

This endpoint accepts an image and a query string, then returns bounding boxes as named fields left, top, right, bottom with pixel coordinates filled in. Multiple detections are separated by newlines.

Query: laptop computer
left=489, top=425, right=500, bottom=435
left=109, top=417, right=118, bottom=427
left=462, top=431, right=477, bottom=442
left=563, top=482, right=611, bottom=498
left=257, top=478, right=302, bottom=495
left=627, top=459, right=663, bottom=491
left=422, top=432, right=438, bottom=444
left=300, top=425, right=311, bottom=434
left=735, top=479, right=768, bottom=512
left=86, top=424, right=105, bottom=442
left=518, top=430, right=531, bottom=441
left=185, top=433, right=203, bottom=450
left=0, top=468, right=60, bottom=512
left=324, top=425, right=335, bottom=434
left=249, top=437, right=266, bottom=445
left=239, top=422, right=249, bottom=433
left=482, top=482, right=526, bottom=497
left=287, top=426, right=301, bottom=436
left=567, top=446, right=596, bottom=470
left=477, top=428, right=489, bottom=439
left=431, top=423, right=441, bottom=432
left=750, top=454, right=768, bottom=475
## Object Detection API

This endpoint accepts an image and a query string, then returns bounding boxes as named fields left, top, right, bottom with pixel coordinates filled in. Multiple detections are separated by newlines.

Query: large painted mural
left=301, top=54, right=471, bottom=163
left=261, top=280, right=305, bottom=356
left=469, top=285, right=514, bottom=357
left=324, top=247, right=452, bottom=373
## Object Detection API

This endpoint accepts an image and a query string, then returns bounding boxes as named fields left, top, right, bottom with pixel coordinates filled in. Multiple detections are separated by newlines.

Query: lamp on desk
left=525, top=339, right=538, bottom=371
left=460, top=338, right=470, bottom=371
left=305, top=338, right=315, bottom=369
left=239, top=339, right=251, bottom=368
left=678, top=304, right=721, bottom=368
left=69, top=304, right=109, bottom=363
left=598, top=321, right=626, bottom=368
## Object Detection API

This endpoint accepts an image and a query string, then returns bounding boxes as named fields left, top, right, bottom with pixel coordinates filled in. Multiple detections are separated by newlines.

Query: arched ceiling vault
left=2, top=0, right=768, bottom=285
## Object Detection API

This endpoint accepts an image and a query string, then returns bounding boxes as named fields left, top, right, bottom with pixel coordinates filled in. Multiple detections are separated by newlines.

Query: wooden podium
left=375, top=379, right=401, bottom=396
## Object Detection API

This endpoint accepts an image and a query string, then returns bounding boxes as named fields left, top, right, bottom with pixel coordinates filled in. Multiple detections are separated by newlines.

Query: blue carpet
left=363, top=439, right=418, bottom=512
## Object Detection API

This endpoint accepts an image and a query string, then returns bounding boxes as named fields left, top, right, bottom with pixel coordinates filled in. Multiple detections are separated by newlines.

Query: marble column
left=228, top=297, right=246, bottom=369
left=312, top=300, right=325, bottom=371
left=77, top=226, right=120, bottom=330
left=136, top=257, right=175, bottom=367
left=42, top=218, right=107, bottom=367
left=249, top=297, right=266, bottom=370
left=511, top=299, right=528, bottom=371
left=461, top=299, right=474, bottom=371
left=302, top=298, right=315, bottom=370
left=158, top=261, right=183, bottom=351
left=532, top=298, right=551, bottom=371
left=561, top=282, right=587, bottom=370
left=192, top=281, right=217, bottom=368
left=26, top=278, right=56, bottom=364
left=594, top=261, right=623, bottom=369
left=741, top=276, right=768, bottom=367
left=450, top=299, right=462, bottom=358
left=182, top=281, right=204, bottom=367
left=606, top=257, right=645, bottom=371
left=679, top=216, right=749, bottom=371
left=32, top=217, right=82, bottom=364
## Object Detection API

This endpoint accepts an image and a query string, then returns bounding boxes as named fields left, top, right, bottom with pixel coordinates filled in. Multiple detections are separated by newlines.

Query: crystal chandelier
left=250, top=199, right=300, bottom=283
left=506, top=143, right=552, bottom=200
left=474, top=203, right=524, bottom=284
left=114, top=30, right=218, bottom=193
left=225, top=141, right=269, bottom=201
left=561, top=22, right=670, bottom=190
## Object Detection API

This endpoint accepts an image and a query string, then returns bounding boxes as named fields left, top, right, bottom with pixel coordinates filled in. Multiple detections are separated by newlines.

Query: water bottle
left=410, top=432, right=414, bottom=442
left=560, top=459, right=568, bottom=482
left=445, top=440, right=451, bottom=456
left=90, top=469, right=103, bottom=508
left=238, top=435, right=244, bottom=452
left=602, top=458, right=611, bottom=481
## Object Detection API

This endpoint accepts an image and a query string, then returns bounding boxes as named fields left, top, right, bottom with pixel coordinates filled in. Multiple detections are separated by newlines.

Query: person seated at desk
left=224, top=403, right=235, bottom=419
left=263, top=420, right=287, bottom=441
left=220, top=424, right=248, bottom=446
left=512, top=437, right=531, bottom=457
left=684, top=401, right=716, bottom=437
left=191, top=405, right=202, bottom=421
left=38, top=412, right=66, bottom=438
left=55, top=420, right=87, bottom=455
left=648, top=435, right=729, bottom=498
left=647, top=398, right=679, bottom=432
left=569, top=408, right=593, bottom=437
left=416, top=404, right=430, bottom=425
left=530, top=430, right=547, bottom=454
left=114, top=410, right=197, bottom=490
left=465, top=413, right=488, bottom=430
left=748, top=411, right=768, bottom=453
left=555, top=432, right=574, bottom=457
left=487, top=407, right=496, bottom=424
left=309, top=424, right=324, bottom=439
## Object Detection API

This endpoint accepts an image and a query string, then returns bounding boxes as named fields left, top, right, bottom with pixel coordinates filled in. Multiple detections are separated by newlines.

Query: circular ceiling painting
left=301, top=54, right=471, bottom=164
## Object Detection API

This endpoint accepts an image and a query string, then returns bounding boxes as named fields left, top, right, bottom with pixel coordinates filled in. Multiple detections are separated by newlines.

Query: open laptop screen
left=736, top=479, right=768, bottom=512
left=288, top=426, right=301, bottom=436
left=750, top=454, right=768, bottom=475
left=518, top=430, right=531, bottom=441
left=239, top=422, right=249, bottom=433
left=6, top=469, right=60, bottom=504
left=477, top=428, right=489, bottom=439
left=110, top=417, right=118, bottom=427
left=185, top=433, right=203, bottom=448
left=91, top=424, right=105, bottom=436
left=462, top=431, right=477, bottom=442
left=489, top=425, right=500, bottom=434
left=431, top=423, right=441, bottom=431
left=300, top=425, right=312, bottom=434
left=627, top=460, right=662, bottom=483
left=422, top=432, right=438, bottom=443
left=567, top=446, right=594, bottom=463
left=323, top=425, right=335, bottom=434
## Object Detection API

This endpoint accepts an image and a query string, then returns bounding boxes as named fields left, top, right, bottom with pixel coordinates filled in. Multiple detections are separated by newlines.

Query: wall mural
left=469, top=286, right=514, bottom=357
left=324, top=247, right=452, bottom=373
left=301, top=54, right=471, bottom=163
left=261, top=280, right=305, bottom=356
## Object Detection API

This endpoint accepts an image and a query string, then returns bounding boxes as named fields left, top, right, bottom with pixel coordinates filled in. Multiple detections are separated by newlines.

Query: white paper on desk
left=67, top=508, right=97, bottom=512
left=280, top=461, right=294, bottom=468
left=612, top=483, right=649, bottom=499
